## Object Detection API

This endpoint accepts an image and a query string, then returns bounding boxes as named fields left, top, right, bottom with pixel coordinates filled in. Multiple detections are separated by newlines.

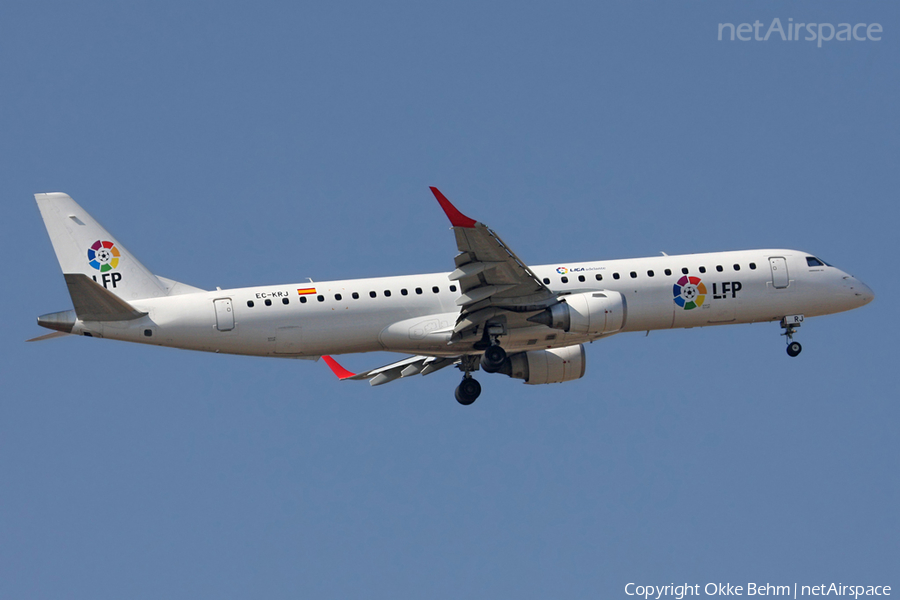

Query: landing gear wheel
left=480, top=344, right=507, bottom=373
left=780, top=316, right=804, bottom=358
left=455, top=377, right=481, bottom=405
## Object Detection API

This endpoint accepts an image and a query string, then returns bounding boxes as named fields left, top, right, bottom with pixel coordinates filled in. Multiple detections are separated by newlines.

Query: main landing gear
left=781, top=315, right=804, bottom=358
left=478, top=324, right=508, bottom=374
left=455, top=375, right=481, bottom=406
left=456, top=325, right=508, bottom=405
left=455, top=354, right=486, bottom=406
left=480, top=343, right=507, bottom=373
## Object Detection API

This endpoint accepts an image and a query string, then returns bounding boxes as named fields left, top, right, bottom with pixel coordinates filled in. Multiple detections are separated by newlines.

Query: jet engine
left=527, top=291, right=626, bottom=335
left=500, top=344, right=586, bottom=385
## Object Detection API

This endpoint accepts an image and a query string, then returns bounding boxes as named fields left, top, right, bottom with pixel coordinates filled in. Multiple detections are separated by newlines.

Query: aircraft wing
left=430, top=187, right=557, bottom=338
left=323, top=354, right=458, bottom=386
left=322, top=189, right=560, bottom=387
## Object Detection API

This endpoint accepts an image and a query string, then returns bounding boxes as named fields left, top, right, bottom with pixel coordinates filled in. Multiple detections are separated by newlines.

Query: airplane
left=30, top=188, right=874, bottom=405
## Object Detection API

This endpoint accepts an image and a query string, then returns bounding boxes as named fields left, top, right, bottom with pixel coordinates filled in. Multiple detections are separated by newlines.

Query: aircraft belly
left=142, top=299, right=451, bottom=357
left=268, top=315, right=381, bottom=356
left=378, top=312, right=457, bottom=353
left=273, top=325, right=302, bottom=354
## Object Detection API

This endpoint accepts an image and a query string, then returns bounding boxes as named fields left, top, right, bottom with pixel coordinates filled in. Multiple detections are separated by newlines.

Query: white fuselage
left=65, top=248, right=873, bottom=359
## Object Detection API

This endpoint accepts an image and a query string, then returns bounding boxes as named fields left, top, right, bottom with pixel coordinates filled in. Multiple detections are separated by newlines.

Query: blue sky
left=2, top=1, right=897, bottom=598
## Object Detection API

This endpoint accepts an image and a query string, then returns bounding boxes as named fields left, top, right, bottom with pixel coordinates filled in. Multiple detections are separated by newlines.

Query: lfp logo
left=556, top=267, right=568, bottom=274
left=87, top=240, right=121, bottom=272
left=673, top=276, right=707, bottom=310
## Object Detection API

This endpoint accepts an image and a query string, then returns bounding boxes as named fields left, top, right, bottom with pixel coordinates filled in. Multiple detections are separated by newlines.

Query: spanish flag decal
left=297, top=287, right=317, bottom=295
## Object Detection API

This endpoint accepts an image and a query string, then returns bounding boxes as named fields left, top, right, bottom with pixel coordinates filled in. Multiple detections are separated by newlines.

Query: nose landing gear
left=781, top=315, right=804, bottom=357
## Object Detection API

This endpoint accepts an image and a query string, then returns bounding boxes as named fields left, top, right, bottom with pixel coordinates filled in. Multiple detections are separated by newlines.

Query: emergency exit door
left=769, top=257, right=789, bottom=289
left=214, top=298, right=235, bottom=331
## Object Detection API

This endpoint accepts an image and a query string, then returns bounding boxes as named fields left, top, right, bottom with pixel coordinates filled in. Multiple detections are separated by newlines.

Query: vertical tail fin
left=35, top=193, right=170, bottom=301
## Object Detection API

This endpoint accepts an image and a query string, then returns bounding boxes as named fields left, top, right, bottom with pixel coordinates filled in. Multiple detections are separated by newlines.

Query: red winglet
left=430, top=187, right=477, bottom=228
left=322, top=355, right=356, bottom=380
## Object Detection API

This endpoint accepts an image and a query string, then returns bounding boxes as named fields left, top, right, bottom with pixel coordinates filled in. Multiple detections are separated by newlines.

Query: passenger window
left=352, top=292, right=359, bottom=299
left=432, top=286, right=439, bottom=293
left=543, top=277, right=550, bottom=285
left=716, top=265, right=723, bottom=272
left=300, top=297, right=307, bottom=304
left=265, top=299, right=272, bottom=306
left=699, top=266, right=706, bottom=273
left=595, top=274, right=603, bottom=281
left=282, top=298, right=289, bottom=305
left=317, top=295, right=324, bottom=302
left=335, top=294, right=342, bottom=301
left=613, top=273, right=620, bottom=280
left=384, top=290, right=391, bottom=297
left=578, top=275, right=585, bottom=282
left=369, top=291, right=377, bottom=298
left=681, top=268, right=689, bottom=274
left=247, top=300, right=255, bottom=308
left=450, top=285, right=457, bottom=292
left=561, top=276, right=569, bottom=284
left=401, top=289, right=408, bottom=296
left=733, top=264, right=740, bottom=271
left=416, top=288, right=423, bottom=295
left=665, top=269, right=672, bottom=276
left=630, top=271, right=637, bottom=279
left=749, top=262, right=757, bottom=270
left=647, top=270, right=654, bottom=277
left=806, top=257, right=825, bottom=267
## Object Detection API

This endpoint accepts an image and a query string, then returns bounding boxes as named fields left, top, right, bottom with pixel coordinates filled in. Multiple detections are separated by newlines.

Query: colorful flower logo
left=556, top=267, right=568, bottom=274
left=87, top=240, right=120, bottom=272
left=673, top=276, right=706, bottom=310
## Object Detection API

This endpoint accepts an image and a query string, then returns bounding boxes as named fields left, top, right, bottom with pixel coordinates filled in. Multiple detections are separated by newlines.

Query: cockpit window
left=806, top=257, right=825, bottom=267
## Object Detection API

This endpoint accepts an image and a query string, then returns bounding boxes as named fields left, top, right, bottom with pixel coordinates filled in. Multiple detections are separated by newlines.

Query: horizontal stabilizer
left=26, top=331, right=73, bottom=342
left=65, top=274, right=148, bottom=322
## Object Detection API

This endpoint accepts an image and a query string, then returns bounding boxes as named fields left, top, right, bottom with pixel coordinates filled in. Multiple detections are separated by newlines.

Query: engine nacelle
left=527, top=291, right=626, bottom=335
left=503, top=344, right=586, bottom=385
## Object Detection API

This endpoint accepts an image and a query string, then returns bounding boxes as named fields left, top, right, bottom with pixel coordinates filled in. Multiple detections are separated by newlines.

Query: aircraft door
left=214, top=298, right=235, bottom=331
left=769, top=257, right=790, bottom=289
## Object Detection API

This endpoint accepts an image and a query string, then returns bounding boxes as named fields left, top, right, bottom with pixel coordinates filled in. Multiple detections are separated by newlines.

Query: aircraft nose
left=858, top=280, right=875, bottom=305
left=845, top=276, right=874, bottom=306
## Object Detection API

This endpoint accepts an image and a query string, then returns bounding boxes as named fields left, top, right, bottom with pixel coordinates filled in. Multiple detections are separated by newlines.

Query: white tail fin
left=36, top=193, right=173, bottom=301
